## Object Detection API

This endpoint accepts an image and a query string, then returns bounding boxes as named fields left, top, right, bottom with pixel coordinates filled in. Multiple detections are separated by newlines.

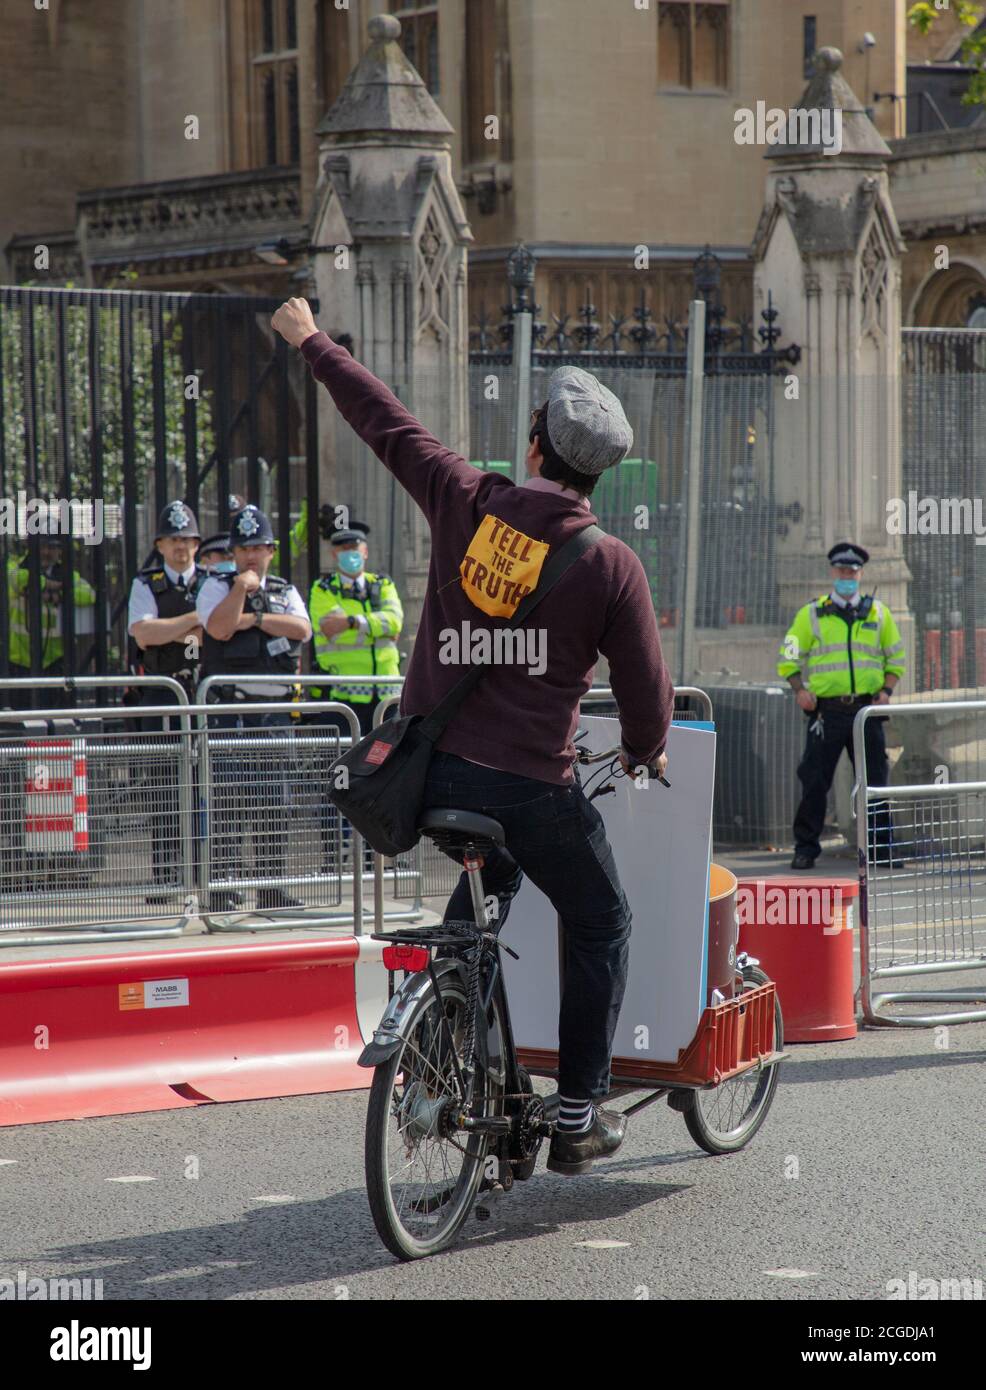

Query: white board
left=501, top=714, right=716, bottom=1066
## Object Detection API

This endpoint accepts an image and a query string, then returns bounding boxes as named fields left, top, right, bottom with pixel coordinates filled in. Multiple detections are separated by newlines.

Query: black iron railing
left=0, top=286, right=319, bottom=691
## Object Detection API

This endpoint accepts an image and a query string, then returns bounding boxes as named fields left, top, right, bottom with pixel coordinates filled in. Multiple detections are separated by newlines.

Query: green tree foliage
left=1, top=272, right=216, bottom=506
left=907, top=3, right=986, bottom=107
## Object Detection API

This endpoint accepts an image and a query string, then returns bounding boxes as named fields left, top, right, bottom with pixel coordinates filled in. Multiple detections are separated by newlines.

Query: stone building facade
left=5, top=0, right=983, bottom=328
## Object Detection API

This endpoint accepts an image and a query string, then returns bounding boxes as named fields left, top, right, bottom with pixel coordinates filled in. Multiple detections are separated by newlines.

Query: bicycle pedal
left=475, top=1180, right=505, bottom=1222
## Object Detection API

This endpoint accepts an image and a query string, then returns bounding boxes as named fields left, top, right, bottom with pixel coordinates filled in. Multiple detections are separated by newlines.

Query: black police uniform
left=134, top=563, right=208, bottom=698
left=200, top=506, right=305, bottom=912
left=127, top=501, right=204, bottom=901
left=201, top=574, right=303, bottom=702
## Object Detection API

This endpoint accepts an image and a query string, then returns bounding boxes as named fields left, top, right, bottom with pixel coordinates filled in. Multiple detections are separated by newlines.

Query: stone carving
left=416, top=208, right=451, bottom=340
left=860, top=223, right=888, bottom=337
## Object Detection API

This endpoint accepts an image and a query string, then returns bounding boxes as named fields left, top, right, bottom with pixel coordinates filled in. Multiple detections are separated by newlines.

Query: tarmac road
left=1, top=1017, right=983, bottom=1301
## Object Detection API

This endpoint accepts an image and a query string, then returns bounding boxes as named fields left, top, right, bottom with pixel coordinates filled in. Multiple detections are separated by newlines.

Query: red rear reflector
left=382, top=944, right=430, bottom=972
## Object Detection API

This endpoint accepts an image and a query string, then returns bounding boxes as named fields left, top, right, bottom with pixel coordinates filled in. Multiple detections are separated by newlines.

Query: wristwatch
left=881, top=685, right=894, bottom=697
left=254, top=611, right=263, bottom=629
left=347, top=615, right=358, bottom=630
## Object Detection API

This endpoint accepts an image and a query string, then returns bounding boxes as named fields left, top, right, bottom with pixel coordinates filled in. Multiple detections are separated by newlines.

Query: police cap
left=198, top=532, right=232, bottom=560
left=230, top=504, right=275, bottom=547
left=827, top=541, right=869, bottom=569
left=155, top=501, right=201, bottom=540
left=330, top=520, right=370, bottom=545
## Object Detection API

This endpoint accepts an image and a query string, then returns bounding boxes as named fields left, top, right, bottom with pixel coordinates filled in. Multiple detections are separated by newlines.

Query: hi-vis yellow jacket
left=308, top=570, right=403, bottom=703
left=777, top=593, right=906, bottom=697
left=7, top=557, right=95, bottom=668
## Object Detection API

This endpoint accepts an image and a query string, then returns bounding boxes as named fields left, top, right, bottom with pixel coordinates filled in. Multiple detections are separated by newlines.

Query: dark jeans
left=421, top=750, right=631, bottom=1102
left=793, top=699, right=894, bottom=860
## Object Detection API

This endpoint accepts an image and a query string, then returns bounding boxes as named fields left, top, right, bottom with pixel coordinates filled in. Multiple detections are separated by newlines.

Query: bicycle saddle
left=417, top=808, right=506, bottom=848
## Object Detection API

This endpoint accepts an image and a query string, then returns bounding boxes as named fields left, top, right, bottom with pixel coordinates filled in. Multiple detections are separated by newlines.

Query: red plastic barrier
left=922, top=627, right=986, bottom=689
left=0, top=937, right=377, bottom=1127
left=736, top=877, right=858, bottom=1042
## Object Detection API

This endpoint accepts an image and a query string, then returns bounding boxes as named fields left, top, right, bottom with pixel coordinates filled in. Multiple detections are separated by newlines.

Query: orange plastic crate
left=518, top=981, right=778, bottom=1090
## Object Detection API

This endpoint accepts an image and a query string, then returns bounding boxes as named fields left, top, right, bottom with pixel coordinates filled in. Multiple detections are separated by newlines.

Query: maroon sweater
left=301, top=331, right=675, bottom=784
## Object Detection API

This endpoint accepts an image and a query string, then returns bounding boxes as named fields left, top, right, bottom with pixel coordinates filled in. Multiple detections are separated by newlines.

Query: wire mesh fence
left=901, top=330, right=986, bottom=701
left=0, top=717, right=194, bottom=934
left=0, top=699, right=426, bottom=942
left=855, top=702, right=986, bottom=1026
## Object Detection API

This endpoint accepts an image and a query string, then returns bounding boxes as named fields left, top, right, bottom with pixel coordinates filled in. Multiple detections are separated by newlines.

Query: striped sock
left=557, top=1095, right=594, bottom=1134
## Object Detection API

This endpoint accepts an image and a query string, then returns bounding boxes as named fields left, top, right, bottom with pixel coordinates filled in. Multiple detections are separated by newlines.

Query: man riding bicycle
left=273, top=297, right=674, bottom=1175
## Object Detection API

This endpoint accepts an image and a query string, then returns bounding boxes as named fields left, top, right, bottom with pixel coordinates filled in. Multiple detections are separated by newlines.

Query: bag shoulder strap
left=420, top=523, right=604, bottom=741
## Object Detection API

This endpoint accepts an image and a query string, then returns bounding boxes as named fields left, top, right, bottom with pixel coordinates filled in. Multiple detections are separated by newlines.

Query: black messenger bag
left=326, top=524, right=604, bottom=856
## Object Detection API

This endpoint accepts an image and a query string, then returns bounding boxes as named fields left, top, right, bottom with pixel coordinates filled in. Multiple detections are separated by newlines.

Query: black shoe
left=256, top=888, right=303, bottom=911
left=207, top=889, right=245, bottom=912
left=547, top=1106, right=627, bottom=1176
left=790, top=852, right=817, bottom=870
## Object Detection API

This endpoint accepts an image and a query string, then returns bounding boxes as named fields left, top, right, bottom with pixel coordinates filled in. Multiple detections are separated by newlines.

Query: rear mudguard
left=358, top=957, right=470, bottom=1068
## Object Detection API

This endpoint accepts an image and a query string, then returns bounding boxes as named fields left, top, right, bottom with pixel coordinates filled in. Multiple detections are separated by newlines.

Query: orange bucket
left=707, top=863, right=739, bottom=1004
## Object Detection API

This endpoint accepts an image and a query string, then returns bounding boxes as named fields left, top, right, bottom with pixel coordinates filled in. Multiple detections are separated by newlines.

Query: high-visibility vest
left=308, top=571, right=403, bottom=703
left=271, top=498, right=308, bottom=573
left=777, top=593, right=906, bottom=697
left=7, top=557, right=95, bottom=669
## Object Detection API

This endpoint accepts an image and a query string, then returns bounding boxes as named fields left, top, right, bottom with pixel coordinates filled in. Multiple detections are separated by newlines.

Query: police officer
left=308, top=513, right=403, bottom=872
left=127, top=501, right=206, bottom=904
left=128, top=502, right=206, bottom=696
left=198, top=532, right=236, bottom=574
left=309, top=515, right=403, bottom=732
left=5, top=529, right=96, bottom=709
left=778, top=542, right=907, bottom=869
left=197, top=505, right=312, bottom=913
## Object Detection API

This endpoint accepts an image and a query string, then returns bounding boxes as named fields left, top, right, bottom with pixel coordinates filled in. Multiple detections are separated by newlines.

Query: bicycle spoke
left=381, top=990, right=479, bottom=1241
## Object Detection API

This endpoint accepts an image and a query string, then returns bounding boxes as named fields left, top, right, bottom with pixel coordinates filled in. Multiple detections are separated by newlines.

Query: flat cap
left=545, top=366, right=633, bottom=476
left=827, top=541, right=869, bottom=568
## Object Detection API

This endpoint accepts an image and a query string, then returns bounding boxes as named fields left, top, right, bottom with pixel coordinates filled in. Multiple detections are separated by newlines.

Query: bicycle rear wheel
left=682, top=964, right=783, bottom=1155
left=364, top=971, right=504, bottom=1261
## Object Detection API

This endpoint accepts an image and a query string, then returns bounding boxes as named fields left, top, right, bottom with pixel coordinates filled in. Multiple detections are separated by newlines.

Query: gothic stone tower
left=309, top=12, right=473, bottom=640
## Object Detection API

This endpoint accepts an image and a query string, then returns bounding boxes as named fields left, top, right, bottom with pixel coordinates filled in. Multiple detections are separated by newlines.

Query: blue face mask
left=212, top=559, right=236, bottom=574
left=337, top=549, right=364, bottom=576
left=834, top=578, right=859, bottom=599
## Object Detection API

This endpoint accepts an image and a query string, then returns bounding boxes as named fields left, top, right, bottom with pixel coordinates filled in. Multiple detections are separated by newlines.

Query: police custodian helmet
left=230, top=504, right=275, bottom=547
left=155, top=500, right=201, bottom=540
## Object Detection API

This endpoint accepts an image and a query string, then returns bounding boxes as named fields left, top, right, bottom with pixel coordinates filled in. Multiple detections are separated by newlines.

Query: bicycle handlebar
left=576, top=743, right=670, bottom=786
left=576, top=744, right=623, bottom=765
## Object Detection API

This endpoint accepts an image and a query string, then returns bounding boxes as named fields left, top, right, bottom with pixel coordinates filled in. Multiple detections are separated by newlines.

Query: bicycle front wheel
left=683, top=964, right=783, bottom=1155
left=364, top=971, right=503, bottom=1261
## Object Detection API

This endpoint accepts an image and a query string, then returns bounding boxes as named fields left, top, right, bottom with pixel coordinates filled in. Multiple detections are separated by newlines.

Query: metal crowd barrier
left=0, top=672, right=711, bottom=948
left=0, top=687, right=416, bottom=946
left=194, top=672, right=419, bottom=934
left=853, top=700, right=986, bottom=1026
left=0, top=673, right=190, bottom=709
left=0, top=678, right=191, bottom=945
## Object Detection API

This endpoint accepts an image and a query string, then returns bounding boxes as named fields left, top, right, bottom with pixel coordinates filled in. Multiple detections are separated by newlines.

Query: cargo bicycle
left=358, top=739, right=784, bottom=1261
